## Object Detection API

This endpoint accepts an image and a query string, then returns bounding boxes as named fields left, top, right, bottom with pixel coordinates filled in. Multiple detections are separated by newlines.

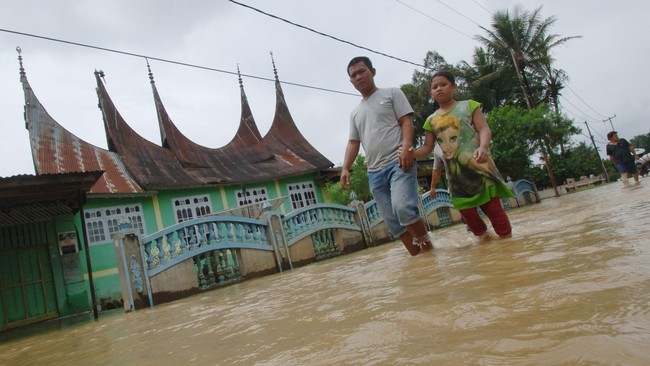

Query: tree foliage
left=324, top=155, right=371, bottom=205
left=631, top=132, right=650, bottom=154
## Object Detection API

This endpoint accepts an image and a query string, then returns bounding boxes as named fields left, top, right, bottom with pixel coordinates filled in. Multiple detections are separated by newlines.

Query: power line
left=565, top=83, right=608, bottom=118
left=559, top=95, right=601, bottom=122
left=470, top=0, right=493, bottom=15
left=227, top=0, right=428, bottom=69
left=0, top=28, right=358, bottom=97
left=434, top=0, right=483, bottom=27
left=394, top=0, right=475, bottom=40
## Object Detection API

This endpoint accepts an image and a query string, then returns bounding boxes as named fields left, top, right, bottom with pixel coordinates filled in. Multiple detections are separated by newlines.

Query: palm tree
left=476, top=5, right=580, bottom=110
left=475, top=5, right=580, bottom=196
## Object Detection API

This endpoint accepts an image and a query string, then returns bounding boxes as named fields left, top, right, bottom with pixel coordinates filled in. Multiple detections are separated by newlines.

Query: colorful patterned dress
left=423, top=100, right=513, bottom=210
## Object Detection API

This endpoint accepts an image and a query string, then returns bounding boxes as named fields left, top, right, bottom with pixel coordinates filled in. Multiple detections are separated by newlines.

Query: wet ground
left=2, top=180, right=649, bottom=365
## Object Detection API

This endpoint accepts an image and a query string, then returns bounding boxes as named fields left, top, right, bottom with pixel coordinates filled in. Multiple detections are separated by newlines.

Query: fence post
left=263, top=211, right=293, bottom=271
left=349, top=199, right=375, bottom=248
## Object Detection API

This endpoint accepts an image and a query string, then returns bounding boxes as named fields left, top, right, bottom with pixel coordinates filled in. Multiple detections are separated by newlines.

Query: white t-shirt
left=349, top=88, right=414, bottom=172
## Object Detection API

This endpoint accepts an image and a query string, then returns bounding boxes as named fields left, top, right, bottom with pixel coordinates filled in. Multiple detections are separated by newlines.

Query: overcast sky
left=1, top=0, right=648, bottom=177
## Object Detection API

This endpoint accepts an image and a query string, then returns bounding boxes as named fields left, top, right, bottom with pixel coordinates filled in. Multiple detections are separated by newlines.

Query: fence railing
left=123, top=178, right=539, bottom=309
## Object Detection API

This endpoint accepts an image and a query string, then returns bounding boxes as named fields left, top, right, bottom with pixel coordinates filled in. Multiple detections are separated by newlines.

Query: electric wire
left=227, top=0, right=428, bottom=69
left=434, top=0, right=483, bottom=27
left=564, top=84, right=608, bottom=118
left=0, top=28, right=359, bottom=97
left=3, top=1, right=608, bottom=121
left=394, top=0, right=475, bottom=39
left=471, top=0, right=493, bottom=15
left=559, top=95, right=601, bottom=123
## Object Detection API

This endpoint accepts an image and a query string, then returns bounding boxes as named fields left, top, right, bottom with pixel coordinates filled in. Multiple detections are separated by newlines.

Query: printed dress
left=423, top=100, right=513, bottom=210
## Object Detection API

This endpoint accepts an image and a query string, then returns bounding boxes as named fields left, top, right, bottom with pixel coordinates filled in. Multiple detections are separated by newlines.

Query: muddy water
left=2, top=182, right=650, bottom=365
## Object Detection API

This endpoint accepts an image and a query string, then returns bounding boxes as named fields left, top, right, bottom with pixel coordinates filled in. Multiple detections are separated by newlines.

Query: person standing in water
left=410, top=71, right=513, bottom=240
left=341, top=56, right=433, bottom=256
left=606, top=131, right=640, bottom=187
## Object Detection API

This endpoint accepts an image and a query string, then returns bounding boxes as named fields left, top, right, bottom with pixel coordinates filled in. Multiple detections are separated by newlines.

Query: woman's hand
left=473, top=145, right=489, bottom=164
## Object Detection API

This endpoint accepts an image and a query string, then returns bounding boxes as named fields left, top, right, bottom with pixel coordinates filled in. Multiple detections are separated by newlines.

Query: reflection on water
left=2, top=182, right=650, bottom=365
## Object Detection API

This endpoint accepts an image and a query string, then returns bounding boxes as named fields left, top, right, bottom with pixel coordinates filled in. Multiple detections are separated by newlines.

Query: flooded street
left=2, top=182, right=650, bottom=365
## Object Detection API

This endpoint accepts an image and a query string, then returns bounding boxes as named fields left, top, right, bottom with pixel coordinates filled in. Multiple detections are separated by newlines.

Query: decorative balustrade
left=282, top=203, right=359, bottom=245
left=141, top=215, right=271, bottom=276
left=119, top=180, right=542, bottom=309
left=364, top=200, right=381, bottom=227
left=513, top=179, right=536, bottom=198
left=512, top=179, right=539, bottom=205
left=420, top=189, right=454, bottom=216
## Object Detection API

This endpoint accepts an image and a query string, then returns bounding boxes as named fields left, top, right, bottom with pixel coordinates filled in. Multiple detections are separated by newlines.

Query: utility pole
left=585, top=121, right=610, bottom=182
left=603, top=114, right=616, bottom=130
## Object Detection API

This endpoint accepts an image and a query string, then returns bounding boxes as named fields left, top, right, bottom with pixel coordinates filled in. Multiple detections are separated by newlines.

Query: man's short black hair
left=607, top=131, right=618, bottom=140
left=347, top=56, right=372, bottom=75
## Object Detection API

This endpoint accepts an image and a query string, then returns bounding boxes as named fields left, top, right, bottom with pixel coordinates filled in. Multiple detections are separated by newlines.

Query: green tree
left=476, top=5, right=580, bottom=110
left=486, top=105, right=537, bottom=179
left=550, top=142, right=604, bottom=184
left=631, top=132, right=650, bottom=153
left=476, top=5, right=581, bottom=195
left=324, top=155, right=371, bottom=205
left=457, top=47, right=517, bottom=113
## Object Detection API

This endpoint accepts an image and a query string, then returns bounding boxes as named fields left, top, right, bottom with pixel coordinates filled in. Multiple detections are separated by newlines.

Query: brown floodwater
left=2, top=181, right=650, bottom=365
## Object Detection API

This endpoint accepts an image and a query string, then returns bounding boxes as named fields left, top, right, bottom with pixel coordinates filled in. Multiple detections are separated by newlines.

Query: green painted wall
left=69, top=174, right=326, bottom=306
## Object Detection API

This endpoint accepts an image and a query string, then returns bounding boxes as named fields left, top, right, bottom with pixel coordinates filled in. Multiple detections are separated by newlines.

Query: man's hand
left=340, top=170, right=351, bottom=190
left=399, top=146, right=414, bottom=172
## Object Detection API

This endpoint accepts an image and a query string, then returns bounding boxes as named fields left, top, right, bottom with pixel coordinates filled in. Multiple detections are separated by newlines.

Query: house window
left=235, top=187, right=268, bottom=207
left=84, top=204, right=146, bottom=245
left=173, top=195, right=212, bottom=223
left=287, top=182, right=317, bottom=210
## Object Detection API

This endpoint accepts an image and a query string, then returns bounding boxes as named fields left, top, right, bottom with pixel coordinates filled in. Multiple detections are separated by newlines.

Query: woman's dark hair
left=347, top=56, right=373, bottom=75
left=431, top=70, right=455, bottom=84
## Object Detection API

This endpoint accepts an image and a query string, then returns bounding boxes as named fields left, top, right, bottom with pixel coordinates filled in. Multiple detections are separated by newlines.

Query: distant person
left=340, top=56, right=433, bottom=256
left=606, top=131, right=640, bottom=187
left=410, top=71, right=513, bottom=240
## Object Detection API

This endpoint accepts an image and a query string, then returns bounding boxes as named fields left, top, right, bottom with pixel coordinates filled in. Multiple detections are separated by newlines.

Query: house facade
left=1, top=52, right=334, bottom=329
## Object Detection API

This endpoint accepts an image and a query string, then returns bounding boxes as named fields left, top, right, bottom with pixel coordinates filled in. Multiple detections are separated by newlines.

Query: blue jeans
left=368, top=161, right=421, bottom=237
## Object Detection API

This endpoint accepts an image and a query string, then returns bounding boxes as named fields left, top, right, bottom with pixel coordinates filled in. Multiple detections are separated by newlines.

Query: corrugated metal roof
left=0, top=172, right=102, bottom=227
left=21, top=57, right=333, bottom=193
left=20, top=70, right=144, bottom=195
left=97, top=68, right=333, bottom=189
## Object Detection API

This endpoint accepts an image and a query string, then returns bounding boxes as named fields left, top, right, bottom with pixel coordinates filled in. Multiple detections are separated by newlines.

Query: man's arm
left=340, top=140, right=361, bottom=190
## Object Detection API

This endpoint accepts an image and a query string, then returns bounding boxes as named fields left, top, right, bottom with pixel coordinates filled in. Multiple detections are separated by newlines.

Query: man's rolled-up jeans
left=367, top=161, right=421, bottom=238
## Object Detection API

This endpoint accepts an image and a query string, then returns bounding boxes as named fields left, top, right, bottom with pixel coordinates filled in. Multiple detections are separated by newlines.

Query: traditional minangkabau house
left=1, top=50, right=333, bottom=329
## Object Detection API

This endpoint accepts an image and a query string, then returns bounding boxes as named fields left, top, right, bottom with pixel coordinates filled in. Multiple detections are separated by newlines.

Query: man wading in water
left=340, top=56, right=433, bottom=256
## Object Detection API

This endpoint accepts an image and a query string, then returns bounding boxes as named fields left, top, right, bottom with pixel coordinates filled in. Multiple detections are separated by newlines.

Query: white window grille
left=235, top=187, right=269, bottom=207
left=173, top=195, right=212, bottom=223
left=287, top=182, right=317, bottom=210
left=84, top=204, right=146, bottom=245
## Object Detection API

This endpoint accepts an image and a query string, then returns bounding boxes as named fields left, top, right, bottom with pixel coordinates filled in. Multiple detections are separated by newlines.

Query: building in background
left=1, top=53, right=333, bottom=330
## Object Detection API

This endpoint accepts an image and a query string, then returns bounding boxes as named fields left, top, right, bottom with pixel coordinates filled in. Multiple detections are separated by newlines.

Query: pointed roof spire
left=16, top=46, right=25, bottom=77
left=146, top=58, right=155, bottom=84
left=270, top=51, right=278, bottom=81
left=237, top=64, right=243, bottom=88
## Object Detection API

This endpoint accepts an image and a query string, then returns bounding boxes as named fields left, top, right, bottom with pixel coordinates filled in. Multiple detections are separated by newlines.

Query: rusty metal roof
left=0, top=172, right=102, bottom=227
left=97, top=68, right=333, bottom=189
left=20, top=66, right=144, bottom=195
left=21, top=53, right=333, bottom=193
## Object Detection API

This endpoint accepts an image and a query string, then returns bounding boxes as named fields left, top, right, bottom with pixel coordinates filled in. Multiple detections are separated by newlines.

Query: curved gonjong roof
left=19, top=51, right=144, bottom=195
